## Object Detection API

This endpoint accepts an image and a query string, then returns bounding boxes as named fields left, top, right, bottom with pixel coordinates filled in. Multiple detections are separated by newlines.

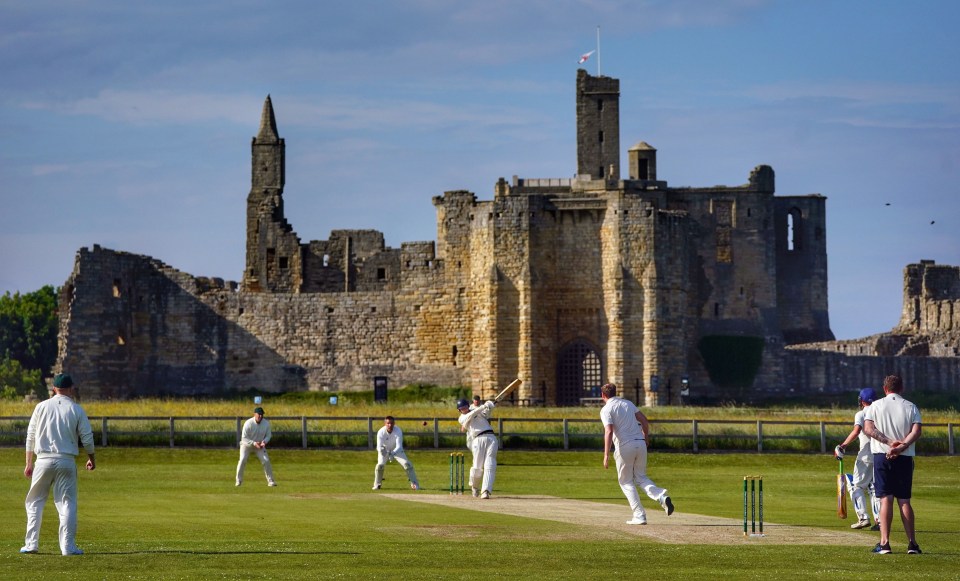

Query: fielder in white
left=457, top=398, right=497, bottom=499
left=834, top=387, right=881, bottom=530
left=236, top=407, right=276, bottom=487
left=372, top=416, right=419, bottom=490
left=599, top=383, right=674, bottom=525
left=22, top=373, right=96, bottom=556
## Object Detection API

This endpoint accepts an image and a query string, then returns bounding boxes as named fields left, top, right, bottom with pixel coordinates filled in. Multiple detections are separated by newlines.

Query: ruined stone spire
left=257, top=95, right=280, bottom=143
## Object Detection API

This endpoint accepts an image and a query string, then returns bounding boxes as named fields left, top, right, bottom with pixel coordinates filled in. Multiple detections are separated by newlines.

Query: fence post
left=368, top=418, right=374, bottom=449
left=236, top=417, right=242, bottom=446
left=169, top=417, right=175, bottom=448
left=102, top=417, right=108, bottom=447
left=949, top=423, right=955, bottom=456
left=820, top=422, right=827, bottom=453
left=301, top=416, right=308, bottom=449
left=692, top=419, right=698, bottom=453
left=563, top=419, right=569, bottom=450
left=498, top=418, right=503, bottom=448
left=757, top=420, right=762, bottom=453
left=433, top=418, right=439, bottom=449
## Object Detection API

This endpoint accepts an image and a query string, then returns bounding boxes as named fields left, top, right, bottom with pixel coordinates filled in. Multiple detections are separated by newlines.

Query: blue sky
left=1, top=0, right=958, bottom=340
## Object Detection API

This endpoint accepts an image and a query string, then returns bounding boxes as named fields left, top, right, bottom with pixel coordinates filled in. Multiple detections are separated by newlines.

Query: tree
left=0, top=356, right=45, bottom=400
left=0, top=285, right=59, bottom=374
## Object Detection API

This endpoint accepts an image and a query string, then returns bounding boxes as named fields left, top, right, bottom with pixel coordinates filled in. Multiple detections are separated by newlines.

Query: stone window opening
left=112, top=279, right=122, bottom=298
left=598, top=130, right=604, bottom=143
left=787, top=208, right=803, bottom=251
left=377, top=267, right=386, bottom=280
left=239, top=307, right=245, bottom=316
left=371, top=306, right=377, bottom=313
left=714, top=302, right=721, bottom=317
left=325, top=306, right=334, bottom=314
left=598, top=99, right=604, bottom=111
left=279, top=256, right=289, bottom=269
left=452, top=345, right=458, bottom=366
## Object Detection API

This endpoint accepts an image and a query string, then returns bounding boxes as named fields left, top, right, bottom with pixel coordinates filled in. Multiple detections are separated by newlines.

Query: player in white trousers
left=236, top=407, right=276, bottom=487
left=834, top=387, right=881, bottom=530
left=372, top=416, right=420, bottom=490
left=599, top=383, right=674, bottom=525
left=22, top=373, right=96, bottom=556
left=457, top=398, right=498, bottom=499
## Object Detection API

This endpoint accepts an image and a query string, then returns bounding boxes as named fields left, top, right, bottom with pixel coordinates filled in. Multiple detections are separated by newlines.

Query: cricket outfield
left=2, top=448, right=958, bottom=580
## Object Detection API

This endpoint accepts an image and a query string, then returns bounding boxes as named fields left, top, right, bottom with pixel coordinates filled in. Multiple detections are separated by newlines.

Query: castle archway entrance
left=556, top=339, right=603, bottom=406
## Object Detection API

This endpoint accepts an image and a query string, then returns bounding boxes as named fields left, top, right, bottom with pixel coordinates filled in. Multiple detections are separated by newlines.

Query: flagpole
left=596, top=26, right=601, bottom=76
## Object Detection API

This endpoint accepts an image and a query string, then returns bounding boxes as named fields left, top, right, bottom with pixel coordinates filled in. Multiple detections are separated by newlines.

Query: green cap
left=254, top=407, right=265, bottom=415
left=53, top=373, right=74, bottom=388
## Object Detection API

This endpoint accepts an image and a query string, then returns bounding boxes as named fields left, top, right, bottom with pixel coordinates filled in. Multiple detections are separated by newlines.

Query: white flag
left=578, top=50, right=595, bottom=64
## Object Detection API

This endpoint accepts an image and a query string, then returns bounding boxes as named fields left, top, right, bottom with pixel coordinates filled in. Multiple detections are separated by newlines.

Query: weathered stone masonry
left=57, top=72, right=958, bottom=401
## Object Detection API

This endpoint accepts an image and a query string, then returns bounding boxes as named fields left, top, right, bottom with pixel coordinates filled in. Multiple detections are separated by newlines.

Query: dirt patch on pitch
left=384, top=493, right=867, bottom=546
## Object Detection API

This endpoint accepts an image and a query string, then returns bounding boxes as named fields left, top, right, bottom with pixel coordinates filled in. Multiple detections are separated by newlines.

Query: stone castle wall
left=55, top=71, right=957, bottom=403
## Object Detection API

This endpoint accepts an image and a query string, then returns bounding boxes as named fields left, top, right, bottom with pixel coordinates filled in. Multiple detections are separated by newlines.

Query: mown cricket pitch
left=384, top=493, right=865, bottom=545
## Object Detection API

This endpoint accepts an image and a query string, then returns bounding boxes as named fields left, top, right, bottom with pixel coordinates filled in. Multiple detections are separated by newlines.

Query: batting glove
left=834, top=445, right=845, bottom=459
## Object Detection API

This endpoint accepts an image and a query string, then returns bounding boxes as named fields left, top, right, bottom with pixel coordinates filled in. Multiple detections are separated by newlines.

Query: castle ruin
left=56, top=70, right=959, bottom=402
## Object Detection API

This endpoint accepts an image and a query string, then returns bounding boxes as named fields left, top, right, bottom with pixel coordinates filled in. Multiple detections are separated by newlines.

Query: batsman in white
left=834, top=387, right=881, bottom=530
left=372, top=416, right=420, bottom=490
left=236, top=406, right=277, bottom=487
left=21, top=373, right=96, bottom=556
left=457, top=398, right=498, bottom=499
left=599, top=382, right=674, bottom=525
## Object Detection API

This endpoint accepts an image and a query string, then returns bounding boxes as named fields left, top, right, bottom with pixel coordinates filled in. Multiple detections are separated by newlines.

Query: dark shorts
left=873, top=453, right=914, bottom=499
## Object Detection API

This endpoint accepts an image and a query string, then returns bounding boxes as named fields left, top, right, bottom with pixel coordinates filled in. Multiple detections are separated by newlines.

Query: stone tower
left=244, top=95, right=301, bottom=293
left=576, top=69, right=620, bottom=179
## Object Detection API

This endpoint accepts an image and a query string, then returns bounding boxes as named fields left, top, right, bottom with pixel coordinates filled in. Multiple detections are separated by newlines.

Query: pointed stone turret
left=245, top=95, right=287, bottom=291
left=257, top=95, right=280, bottom=143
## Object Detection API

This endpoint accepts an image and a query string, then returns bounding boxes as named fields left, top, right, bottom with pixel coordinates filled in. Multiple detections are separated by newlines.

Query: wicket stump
left=449, top=453, right=465, bottom=495
left=743, top=475, right=764, bottom=537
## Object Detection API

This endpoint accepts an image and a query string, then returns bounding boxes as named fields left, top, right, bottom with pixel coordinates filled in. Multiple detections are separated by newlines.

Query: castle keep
left=56, top=70, right=959, bottom=402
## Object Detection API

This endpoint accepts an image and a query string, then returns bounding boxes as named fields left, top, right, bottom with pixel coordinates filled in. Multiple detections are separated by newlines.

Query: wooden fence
left=0, top=416, right=955, bottom=454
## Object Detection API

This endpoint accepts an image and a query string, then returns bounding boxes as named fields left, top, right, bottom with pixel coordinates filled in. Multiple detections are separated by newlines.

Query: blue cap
left=456, top=399, right=470, bottom=410
left=858, top=388, right=877, bottom=403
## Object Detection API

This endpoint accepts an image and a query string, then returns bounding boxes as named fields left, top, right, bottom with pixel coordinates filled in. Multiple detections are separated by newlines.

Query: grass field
left=2, top=447, right=958, bottom=580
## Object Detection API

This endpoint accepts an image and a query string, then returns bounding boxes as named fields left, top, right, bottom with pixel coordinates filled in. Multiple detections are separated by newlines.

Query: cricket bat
left=493, top=379, right=522, bottom=403
left=837, top=458, right=848, bottom=519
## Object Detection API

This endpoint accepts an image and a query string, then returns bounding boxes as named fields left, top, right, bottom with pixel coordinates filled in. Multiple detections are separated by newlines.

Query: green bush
left=0, top=357, right=45, bottom=400
left=697, top=335, right=765, bottom=390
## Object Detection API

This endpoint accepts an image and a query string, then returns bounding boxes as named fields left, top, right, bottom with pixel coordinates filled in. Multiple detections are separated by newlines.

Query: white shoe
left=481, top=490, right=491, bottom=499
left=372, top=484, right=381, bottom=490
left=625, top=518, right=647, bottom=525
left=267, top=481, right=277, bottom=487
left=19, top=546, right=38, bottom=554
left=410, top=482, right=419, bottom=490
left=63, top=548, right=84, bottom=556
left=235, top=481, right=241, bottom=487
left=471, top=486, right=479, bottom=498
left=851, top=519, right=871, bottom=529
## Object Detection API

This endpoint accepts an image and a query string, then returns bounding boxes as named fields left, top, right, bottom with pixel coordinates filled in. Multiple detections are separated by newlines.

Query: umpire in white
left=22, top=373, right=96, bottom=556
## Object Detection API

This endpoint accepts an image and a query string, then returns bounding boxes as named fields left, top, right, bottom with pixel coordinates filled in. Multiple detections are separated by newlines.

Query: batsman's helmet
left=858, top=388, right=877, bottom=404
left=455, top=398, right=470, bottom=410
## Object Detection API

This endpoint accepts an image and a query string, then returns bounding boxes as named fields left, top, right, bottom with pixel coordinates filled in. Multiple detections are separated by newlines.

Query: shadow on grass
left=88, top=550, right=362, bottom=555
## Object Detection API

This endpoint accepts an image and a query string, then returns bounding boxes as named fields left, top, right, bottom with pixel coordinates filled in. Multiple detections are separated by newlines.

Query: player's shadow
left=94, top=550, right=361, bottom=555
